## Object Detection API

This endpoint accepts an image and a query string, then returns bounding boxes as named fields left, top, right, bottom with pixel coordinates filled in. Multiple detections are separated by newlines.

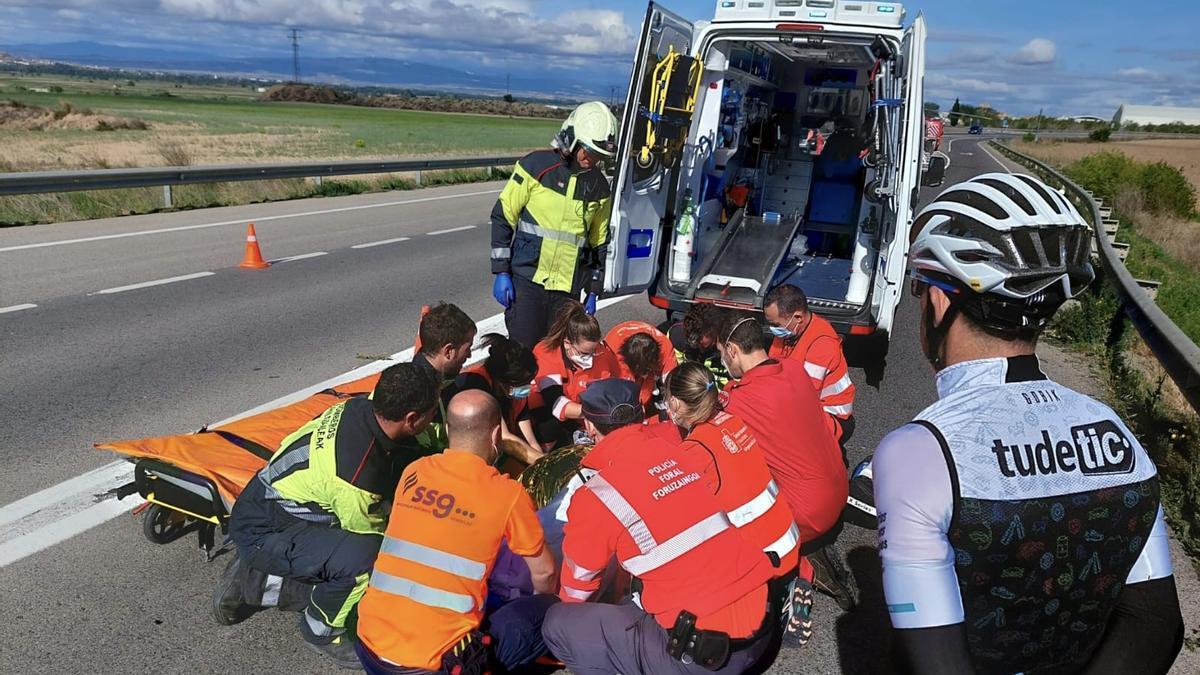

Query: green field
left=0, top=72, right=558, bottom=225
left=0, top=73, right=561, bottom=171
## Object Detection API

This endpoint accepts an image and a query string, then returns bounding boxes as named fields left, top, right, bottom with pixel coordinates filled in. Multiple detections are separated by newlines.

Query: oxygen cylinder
left=670, top=189, right=696, bottom=283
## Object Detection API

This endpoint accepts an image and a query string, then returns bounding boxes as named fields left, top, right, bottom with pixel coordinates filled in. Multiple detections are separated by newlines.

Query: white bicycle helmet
left=909, top=172, right=1095, bottom=333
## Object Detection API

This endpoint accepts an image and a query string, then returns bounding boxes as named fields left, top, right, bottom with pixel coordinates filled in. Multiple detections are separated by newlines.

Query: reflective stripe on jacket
left=558, top=424, right=775, bottom=637
left=682, top=411, right=801, bottom=573
left=769, top=314, right=855, bottom=422
left=357, top=451, right=545, bottom=670
left=257, top=397, right=397, bottom=535
left=490, top=150, right=612, bottom=293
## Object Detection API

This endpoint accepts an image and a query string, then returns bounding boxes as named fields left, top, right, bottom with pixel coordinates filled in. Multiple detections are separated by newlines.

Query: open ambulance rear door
left=604, top=2, right=697, bottom=296
left=869, top=13, right=925, bottom=336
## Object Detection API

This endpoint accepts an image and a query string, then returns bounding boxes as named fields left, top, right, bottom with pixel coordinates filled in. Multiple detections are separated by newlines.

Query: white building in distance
left=1112, top=104, right=1200, bottom=128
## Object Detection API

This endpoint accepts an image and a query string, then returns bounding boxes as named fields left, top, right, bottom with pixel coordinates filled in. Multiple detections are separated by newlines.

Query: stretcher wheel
left=142, top=503, right=190, bottom=544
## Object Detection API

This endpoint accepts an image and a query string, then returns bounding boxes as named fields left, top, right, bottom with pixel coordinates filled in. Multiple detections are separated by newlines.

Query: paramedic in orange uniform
left=605, top=320, right=678, bottom=418
left=763, top=285, right=856, bottom=443
left=531, top=301, right=620, bottom=447
left=544, top=379, right=781, bottom=675
left=665, top=362, right=800, bottom=574
left=455, top=333, right=543, bottom=464
left=356, top=390, right=558, bottom=674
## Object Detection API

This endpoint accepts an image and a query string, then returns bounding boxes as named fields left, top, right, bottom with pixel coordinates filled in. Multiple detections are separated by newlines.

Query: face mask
left=569, top=352, right=594, bottom=370
left=768, top=325, right=794, bottom=339
left=508, top=384, right=532, bottom=399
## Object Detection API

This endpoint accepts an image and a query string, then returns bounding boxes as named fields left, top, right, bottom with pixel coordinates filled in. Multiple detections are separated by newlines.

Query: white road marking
left=90, top=271, right=215, bottom=296
left=351, top=237, right=411, bottom=249
left=0, top=295, right=633, bottom=567
left=268, top=251, right=328, bottom=264
left=426, top=225, right=477, bottom=236
left=0, top=303, right=37, bottom=315
left=979, top=141, right=1015, bottom=174
left=0, top=188, right=503, bottom=254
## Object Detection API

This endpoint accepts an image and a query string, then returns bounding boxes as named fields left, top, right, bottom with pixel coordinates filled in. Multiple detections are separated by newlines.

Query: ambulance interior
left=656, top=34, right=899, bottom=311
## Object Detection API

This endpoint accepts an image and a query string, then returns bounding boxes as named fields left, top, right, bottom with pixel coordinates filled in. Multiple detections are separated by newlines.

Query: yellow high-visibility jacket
left=490, top=150, right=612, bottom=293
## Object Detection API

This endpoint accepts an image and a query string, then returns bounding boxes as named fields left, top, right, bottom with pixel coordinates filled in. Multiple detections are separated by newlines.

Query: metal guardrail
left=990, top=140, right=1200, bottom=413
left=0, top=156, right=521, bottom=206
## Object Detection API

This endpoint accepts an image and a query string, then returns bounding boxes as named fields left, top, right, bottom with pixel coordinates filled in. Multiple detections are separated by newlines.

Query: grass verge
left=0, top=168, right=509, bottom=226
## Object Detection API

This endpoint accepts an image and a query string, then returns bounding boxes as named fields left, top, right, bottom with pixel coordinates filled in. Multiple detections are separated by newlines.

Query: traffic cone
left=239, top=223, right=269, bottom=269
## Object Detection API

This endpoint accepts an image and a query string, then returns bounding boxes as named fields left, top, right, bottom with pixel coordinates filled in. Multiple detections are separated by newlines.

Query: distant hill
left=3, top=41, right=626, bottom=100
left=261, top=83, right=569, bottom=119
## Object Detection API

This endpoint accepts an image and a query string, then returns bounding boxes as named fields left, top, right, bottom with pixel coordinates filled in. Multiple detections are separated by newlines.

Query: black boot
left=212, top=554, right=262, bottom=626
left=300, top=612, right=363, bottom=670
left=809, top=543, right=857, bottom=612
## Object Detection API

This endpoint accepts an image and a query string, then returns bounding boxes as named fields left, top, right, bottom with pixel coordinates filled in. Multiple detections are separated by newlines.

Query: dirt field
left=1012, top=139, right=1200, bottom=194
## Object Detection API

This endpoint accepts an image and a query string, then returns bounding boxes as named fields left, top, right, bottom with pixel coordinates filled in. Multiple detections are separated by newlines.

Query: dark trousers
left=356, top=594, right=560, bottom=674
left=230, top=478, right=381, bottom=643
left=505, top=274, right=577, bottom=349
left=543, top=602, right=773, bottom=675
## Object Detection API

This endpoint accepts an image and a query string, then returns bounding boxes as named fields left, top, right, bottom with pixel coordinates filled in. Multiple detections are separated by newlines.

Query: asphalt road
left=0, top=137, right=1194, bottom=673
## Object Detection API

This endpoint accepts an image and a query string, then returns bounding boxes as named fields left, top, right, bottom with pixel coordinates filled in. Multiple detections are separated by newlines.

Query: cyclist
left=875, top=173, right=1182, bottom=674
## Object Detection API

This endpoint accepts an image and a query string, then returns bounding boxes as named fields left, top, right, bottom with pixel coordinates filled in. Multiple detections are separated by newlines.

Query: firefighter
left=763, top=285, right=856, bottom=443
left=544, top=379, right=781, bottom=674
left=216, top=363, right=440, bottom=668
left=490, top=101, right=618, bottom=348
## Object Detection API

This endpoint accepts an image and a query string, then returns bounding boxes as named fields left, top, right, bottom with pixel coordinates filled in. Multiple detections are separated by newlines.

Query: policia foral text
left=490, top=101, right=618, bottom=348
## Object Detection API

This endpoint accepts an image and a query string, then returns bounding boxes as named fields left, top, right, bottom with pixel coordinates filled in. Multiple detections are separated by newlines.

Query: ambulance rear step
left=690, top=209, right=803, bottom=308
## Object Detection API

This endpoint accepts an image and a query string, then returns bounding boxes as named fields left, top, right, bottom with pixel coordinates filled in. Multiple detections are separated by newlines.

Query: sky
left=1, top=0, right=1199, bottom=117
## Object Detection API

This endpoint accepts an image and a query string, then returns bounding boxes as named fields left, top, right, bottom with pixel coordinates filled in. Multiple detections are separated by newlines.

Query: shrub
left=1138, top=161, right=1196, bottom=219
left=1022, top=132, right=1036, bottom=143
left=1066, top=151, right=1140, bottom=202
left=156, top=139, right=193, bottom=167
left=1088, top=127, right=1112, bottom=142
left=354, top=138, right=366, bottom=149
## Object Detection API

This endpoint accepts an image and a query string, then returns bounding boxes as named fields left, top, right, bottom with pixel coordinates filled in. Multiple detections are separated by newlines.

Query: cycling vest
left=913, top=356, right=1160, bottom=674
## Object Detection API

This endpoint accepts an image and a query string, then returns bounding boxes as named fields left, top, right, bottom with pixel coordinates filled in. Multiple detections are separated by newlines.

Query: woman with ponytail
left=530, top=301, right=620, bottom=446
left=665, top=362, right=801, bottom=574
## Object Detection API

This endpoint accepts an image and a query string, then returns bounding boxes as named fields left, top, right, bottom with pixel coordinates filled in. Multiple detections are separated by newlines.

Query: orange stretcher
left=97, top=372, right=382, bottom=557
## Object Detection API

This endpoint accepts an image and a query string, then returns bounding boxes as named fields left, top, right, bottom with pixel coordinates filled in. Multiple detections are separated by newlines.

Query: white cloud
left=4, top=0, right=636, bottom=61
left=1116, top=67, right=1164, bottom=82
left=1011, top=38, right=1057, bottom=65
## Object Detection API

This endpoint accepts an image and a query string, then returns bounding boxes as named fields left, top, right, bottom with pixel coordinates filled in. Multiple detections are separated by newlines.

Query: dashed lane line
left=426, top=225, right=477, bottom=236
left=0, top=303, right=37, bottom=315
left=90, top=271, right=216, bottom=296
left=351, top=237, right=411, bottom=249
left=268, top=251, right=328, bottom=264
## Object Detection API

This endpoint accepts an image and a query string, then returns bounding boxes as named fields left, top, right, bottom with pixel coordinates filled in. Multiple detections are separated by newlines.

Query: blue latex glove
left=493, top=273, right=515, bottom=308
left=584, top=292, right=598, bottom=315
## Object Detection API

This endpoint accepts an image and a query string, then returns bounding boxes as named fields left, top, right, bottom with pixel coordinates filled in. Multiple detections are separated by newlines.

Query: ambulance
left=604, top=1, right=943, bottom=350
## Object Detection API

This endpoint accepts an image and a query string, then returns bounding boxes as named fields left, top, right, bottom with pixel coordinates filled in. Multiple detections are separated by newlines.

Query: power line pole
left=610, top=86, right=616, bottom=107
left=288, top=28, right=302, bottom=84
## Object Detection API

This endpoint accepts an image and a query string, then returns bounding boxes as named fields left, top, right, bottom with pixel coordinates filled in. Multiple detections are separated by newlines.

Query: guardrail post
left=314, top=175, right=323, bottom=187
left=415, top=170, right=423, bottom=186
left=162, top=184, right=172, bottom=209
left=486, top=166, right=493, bottom=178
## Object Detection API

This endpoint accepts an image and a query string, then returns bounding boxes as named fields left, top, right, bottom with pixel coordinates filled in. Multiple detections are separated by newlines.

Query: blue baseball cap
left=580, top=379, right=644, bottom=426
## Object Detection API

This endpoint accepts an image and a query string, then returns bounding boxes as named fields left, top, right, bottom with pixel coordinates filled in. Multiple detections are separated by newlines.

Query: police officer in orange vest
left=356, top=390, right=559, bottom=674
left=544, top=379, right=781, bottom=674
left=763, top=285, right=856, bottom=443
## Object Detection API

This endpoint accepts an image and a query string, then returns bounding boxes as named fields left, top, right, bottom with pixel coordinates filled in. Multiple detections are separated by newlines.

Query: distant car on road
left=969, top=120, right=983, bottom=135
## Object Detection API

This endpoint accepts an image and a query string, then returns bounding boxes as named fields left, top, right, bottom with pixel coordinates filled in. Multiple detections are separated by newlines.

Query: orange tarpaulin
left=96, top=373, right=382, bottom=505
